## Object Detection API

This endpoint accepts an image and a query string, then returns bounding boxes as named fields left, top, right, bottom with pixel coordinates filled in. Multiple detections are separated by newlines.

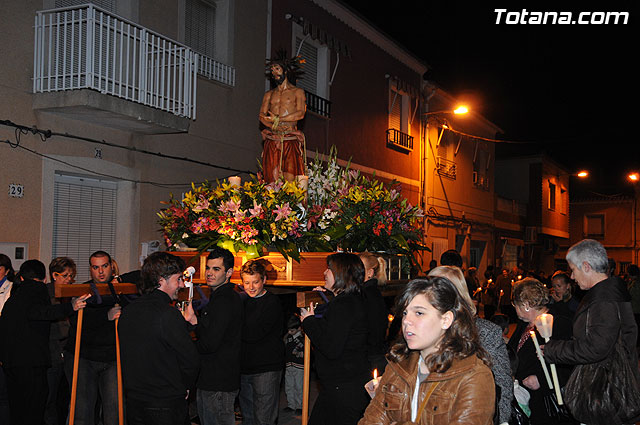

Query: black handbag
left=509, top=398, right=530, bottom=425
left=542, top=391, right=573, bottom=423
left=564, top=311, right=640, bottom=424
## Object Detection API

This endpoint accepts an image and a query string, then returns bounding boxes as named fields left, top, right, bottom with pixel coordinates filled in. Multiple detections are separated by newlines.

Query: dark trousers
left=3, top=365, right=49, bottom=425
left=0, top=368, right=10, bottom=425
left=309, top=380, right=369, bottom=425
left=483, top=304, right=497, bottom=320
left=126, top=397, right=190, bottom=425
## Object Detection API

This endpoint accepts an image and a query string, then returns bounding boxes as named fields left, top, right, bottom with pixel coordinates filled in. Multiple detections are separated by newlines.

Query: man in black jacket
left=184, top=248, right=242, bottom=425
left=544, top=239, right=640, bottom=424
left=64, top=250, right=122, bottom=425
left=0, top=260, right=89, bottom=425
left=118, top=251, right=200, bottom=425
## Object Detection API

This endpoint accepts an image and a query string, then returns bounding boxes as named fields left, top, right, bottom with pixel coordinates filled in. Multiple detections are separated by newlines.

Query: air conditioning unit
left=525, top=226, right=538, bottom=244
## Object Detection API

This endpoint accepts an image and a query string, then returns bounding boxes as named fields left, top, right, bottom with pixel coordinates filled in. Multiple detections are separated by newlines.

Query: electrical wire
left=0, top=119, right=254, bottom=175
left=1, top=139, right=210, bottom=188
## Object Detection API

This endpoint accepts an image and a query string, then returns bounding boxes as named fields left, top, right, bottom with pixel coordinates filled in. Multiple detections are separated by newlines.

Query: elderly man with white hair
left=543, top=239, right=639, bottom=424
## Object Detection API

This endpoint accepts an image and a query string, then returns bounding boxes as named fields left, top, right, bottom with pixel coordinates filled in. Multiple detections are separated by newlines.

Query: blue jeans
left=64, top=353, right=119, bottom=425
left=284, top=366, right=303, bottom=410
left=197, top=389, right=238, bottom=425
left=239, top=370, right=282, bottom=425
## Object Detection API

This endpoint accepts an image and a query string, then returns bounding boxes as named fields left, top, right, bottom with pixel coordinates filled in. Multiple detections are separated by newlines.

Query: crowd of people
left=0, top=238, right=638, bottom=425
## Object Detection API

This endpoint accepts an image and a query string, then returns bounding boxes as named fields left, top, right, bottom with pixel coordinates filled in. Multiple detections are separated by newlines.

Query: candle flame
left=373, top=369, right=378, bottom=380
left=530, top=330, right=535, bottom=336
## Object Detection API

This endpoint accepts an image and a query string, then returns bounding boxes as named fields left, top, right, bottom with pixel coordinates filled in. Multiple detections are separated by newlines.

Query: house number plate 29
left=8, top=184, right=24, bottom=198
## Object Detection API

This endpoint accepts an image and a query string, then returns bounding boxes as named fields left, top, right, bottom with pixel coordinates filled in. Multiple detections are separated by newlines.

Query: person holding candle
left=358, top=276, right=495, bottom=425
left=507, top=277, right=575, bottom=425
left=184, top=248, right=243, bottom=425
left=300, top=253, right=370, bottom=425
left=543, top=239, right=640, bottom=425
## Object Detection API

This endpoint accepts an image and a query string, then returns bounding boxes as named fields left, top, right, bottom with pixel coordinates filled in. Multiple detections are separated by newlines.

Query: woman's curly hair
left=511, top=277, right=549, bottom=309
left=388, top=277, right=491, bottom=373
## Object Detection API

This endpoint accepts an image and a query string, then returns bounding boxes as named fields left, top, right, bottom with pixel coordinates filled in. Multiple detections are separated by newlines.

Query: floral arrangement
left=158, top=147, right=427, bottom=264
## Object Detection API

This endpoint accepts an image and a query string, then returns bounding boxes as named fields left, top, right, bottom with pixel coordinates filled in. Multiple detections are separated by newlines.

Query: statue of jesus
left=259, top=51, right=307, bottom=183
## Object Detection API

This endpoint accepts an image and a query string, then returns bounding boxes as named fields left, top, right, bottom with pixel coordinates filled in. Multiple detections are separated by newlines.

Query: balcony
left=305, top=91, right=331, bottom=118
left=32, top=4, right=235, bottom=134
left=436, top=156, right=457, bottom=179
left=386, top=128, right=413, bottom=152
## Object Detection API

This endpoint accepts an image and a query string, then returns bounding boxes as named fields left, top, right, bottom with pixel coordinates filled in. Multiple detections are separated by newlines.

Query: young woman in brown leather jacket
left=359, top=277, right=496, bottom=425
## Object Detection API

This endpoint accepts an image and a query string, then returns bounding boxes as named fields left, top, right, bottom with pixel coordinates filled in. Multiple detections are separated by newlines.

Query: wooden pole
left=302, top=334, right=311, bottom=425
left=296, top=291, right=326, bottom=425
left=115, top=318, right=124, bottom=425
left=69, top=308, right=83, bottom=425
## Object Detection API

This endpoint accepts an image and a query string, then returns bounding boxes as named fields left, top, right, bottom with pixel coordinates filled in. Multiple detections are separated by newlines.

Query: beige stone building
left=0, top=0, right=266, bottom=280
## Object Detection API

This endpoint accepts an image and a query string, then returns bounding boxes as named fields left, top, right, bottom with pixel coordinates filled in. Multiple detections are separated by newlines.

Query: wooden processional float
left=55, top=251, right=333, bottom=425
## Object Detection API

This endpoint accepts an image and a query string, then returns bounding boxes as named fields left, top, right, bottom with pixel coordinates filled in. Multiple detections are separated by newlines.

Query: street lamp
left=628, top=172, right=639, bottom=182
left=423, top=105, right=470, bottom=117
left=453, top=105, right=469, bottom=115
left=576, top=170, right=589, bottom=178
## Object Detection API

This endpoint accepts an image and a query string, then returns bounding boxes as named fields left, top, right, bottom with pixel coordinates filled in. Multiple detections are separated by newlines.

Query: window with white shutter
left=185, top=0, right=217, bottom=58
left=292, top=23, right=329, bottom=100
left=389, top=84, right=409, bottom=133
left=295, top=36, right=318, bottom=95
left=53, top=174, right=117, bottom=283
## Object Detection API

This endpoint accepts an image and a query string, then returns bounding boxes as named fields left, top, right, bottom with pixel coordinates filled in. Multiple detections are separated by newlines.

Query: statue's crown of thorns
left=265, top=49, right=305, bottom=78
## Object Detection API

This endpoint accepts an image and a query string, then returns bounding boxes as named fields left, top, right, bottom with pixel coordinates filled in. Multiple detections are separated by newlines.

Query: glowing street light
left=424, top=105, right=470, bottom=117
left=453, top=105, right=469, bottom=115
left=629, top=172, right=640, bottom=182
left=576, top=171, right=589, bottom=178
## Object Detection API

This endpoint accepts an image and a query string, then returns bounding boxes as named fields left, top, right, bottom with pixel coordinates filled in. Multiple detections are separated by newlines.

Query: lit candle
left=534, top=314, right=563, bottom=404
left=228, top=176, right=241, bottom=188
left=550, top=363, right=563, bottom=404
left=530, top=330, right=553, bottom=390
left=373, top=368, right=378, bottom=385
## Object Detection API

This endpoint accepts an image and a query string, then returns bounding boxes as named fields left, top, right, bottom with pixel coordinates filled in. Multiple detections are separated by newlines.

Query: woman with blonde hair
left=358, top=252, right=390, bottom=373
left=428, top=265, right=513, bottom=425
left=359, top=276, right=495, bottom=425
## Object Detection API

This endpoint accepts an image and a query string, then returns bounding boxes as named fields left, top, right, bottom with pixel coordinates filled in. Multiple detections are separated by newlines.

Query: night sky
left=340, top=1, right=636, bottom=194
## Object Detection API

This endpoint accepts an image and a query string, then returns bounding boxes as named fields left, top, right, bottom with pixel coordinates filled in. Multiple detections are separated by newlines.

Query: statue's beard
left=273, top=74, right=285, bottom=86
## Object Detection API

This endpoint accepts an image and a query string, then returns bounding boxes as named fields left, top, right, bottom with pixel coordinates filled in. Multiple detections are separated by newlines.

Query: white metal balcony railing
left=34, top=4, right=236, bottom=121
